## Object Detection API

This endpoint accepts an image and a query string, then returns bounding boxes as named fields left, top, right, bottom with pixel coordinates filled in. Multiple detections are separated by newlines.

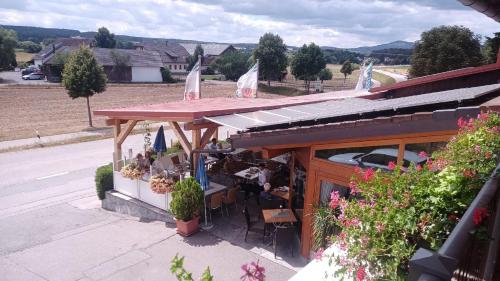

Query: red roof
left=370, top=62, right=500, bottom=94
left=94, top=90, right=372, bottom=121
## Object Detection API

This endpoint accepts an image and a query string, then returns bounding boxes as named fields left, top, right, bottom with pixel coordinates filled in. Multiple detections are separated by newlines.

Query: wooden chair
left=223, top=187, right=239, bottom=216
left=208, top=192, right=224, bottom=222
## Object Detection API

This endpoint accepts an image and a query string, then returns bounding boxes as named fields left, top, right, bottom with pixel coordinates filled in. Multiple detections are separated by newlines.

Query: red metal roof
left=94, top=89, right=372, bottom=121
left=370, top=62, right=500, bottom=94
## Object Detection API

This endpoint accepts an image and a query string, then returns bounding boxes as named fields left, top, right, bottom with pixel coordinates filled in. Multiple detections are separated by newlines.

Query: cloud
left=0, top=0, right=497, bottom=48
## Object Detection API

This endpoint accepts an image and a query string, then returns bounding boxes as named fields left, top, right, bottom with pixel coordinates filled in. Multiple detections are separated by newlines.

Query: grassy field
left=0, top=83, right=281, bottom=141
left=371, top=71, right=396, bottom=86
left=15, top=49, right=34, bottom=65
left=376, top=65, right=410, bottom=76
left=258, top=83, right=305, bottom=96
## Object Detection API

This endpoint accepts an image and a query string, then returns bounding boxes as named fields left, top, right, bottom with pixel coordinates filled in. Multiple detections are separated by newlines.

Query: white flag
left=184, top=59, right=201, bottom=100
left=236, top=63, right=258, bottom=98
left=355, top=63, right=366, bottom=91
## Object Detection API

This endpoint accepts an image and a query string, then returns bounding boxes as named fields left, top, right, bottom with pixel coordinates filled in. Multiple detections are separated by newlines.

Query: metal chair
left=272, top=222, right=295, bottom=258
left=223, top=187, right=239, bottom=216
left=243, top=206, right=262, bottom=242
left=207, top=192, right=224, bottom=222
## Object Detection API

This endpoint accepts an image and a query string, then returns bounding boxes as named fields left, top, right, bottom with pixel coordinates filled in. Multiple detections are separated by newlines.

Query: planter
left=113, top=171, right=139, bottom=198
left=138, top=179, right=169, bottom=210
left=175, top=216, right=199, bottom=236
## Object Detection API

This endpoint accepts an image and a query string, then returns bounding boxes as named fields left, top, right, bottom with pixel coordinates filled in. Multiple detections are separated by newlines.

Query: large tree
left=212, top=50, right=250, bottom=81
left=253, top=33, right=288, bottom=86
left=483, top=32, right=500, bottom=64
left=18, top=40, right=42, bottom=53
left=318, top=68, right=333, bottom=83
left=340, top=60, right=353, bottom=82
left=409, top=25, right=483, bottom=77
left=0, top=28, right=18, bottom=69
left=62, top=46, right=107, bottom=127
left=187, top=44, right=204, bottom=71
left=291, top=43, right=326, bottom=93
left=94, top=27, right=116, bottom=48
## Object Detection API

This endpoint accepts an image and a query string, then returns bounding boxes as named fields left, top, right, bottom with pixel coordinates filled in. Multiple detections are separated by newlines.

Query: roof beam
left=184, top=121, right=220, bottom=130
left=200, top=126, right=218, bottom=149
left=117, top=120, right=138, bottom=146
left=168, top=121, right=192, bottom=155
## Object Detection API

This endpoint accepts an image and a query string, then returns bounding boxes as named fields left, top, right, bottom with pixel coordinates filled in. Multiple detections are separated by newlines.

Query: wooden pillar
left=212, top=127, right=218, bottom=141
left=301, top=148, right=315, bottom=258
left=113, top=120, right=122, bottom=171
left=192, top=128, right=201, bottom=174
left=288, top=151, right=295, bottom=209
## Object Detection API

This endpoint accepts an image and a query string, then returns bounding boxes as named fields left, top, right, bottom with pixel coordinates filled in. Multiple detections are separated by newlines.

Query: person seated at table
left=260, top=183, right=279, bottom=201
left=144, top=150, right=154, bottom=166
left=243, top=162, right=271, bottom=204
left=135, top=153, right=150, bottom=170
left=206, top=138, right=223, bottom=159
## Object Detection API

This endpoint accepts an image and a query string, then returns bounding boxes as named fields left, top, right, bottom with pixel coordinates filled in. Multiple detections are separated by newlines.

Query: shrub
left=95, top=163, right=113, bottom=200
left=170, top=177, right=204, bottom=221
left=319, top=112, right=500, bottom=280
left=160, top=67, right=176, bottom=83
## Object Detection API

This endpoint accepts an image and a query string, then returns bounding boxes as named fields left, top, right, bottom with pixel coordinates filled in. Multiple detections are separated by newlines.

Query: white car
left=22, top=73, right=45, bottom=80
left=328, top=148, right=427, bottom=170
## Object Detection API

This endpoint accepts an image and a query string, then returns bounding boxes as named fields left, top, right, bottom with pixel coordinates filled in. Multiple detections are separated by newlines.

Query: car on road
left=328, top=148, right=427, bottom=170
left=21, top=66, right=38, bottom=76
left=22, top=72, right=45, bottom=80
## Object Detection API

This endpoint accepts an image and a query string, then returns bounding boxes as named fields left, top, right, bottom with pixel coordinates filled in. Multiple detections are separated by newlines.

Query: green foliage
left=312, top=205, right=337, bottom=250
left=370, top=48, right=412, bottom=65
left=17, top=40, right=42, bottom=53
left=321, top=113, right=500, bottom=280
left=94, top=27, right=116, bottom=48
left=409, top=25, right=483, bottom=77
left=62, top=45, right=107, bottom=127
left=49, top=52, right=71, bottom=77
left=160, top=67, right=176, bottom=83
left=95, top=163, right=113, bottom=200
left=318, top=68, right=333, bottom=82
left=323, top=48, right=363, bottom=64
left=291, top=43, right=326, bottom=92
left=483, top=32, right=500, bottom=64
left=187, top=44, right=204, bottom=71
left=170, top=177, right=204, bottom=221
left=170, top=254, right=214, bottom=281
left=212, top=50, right=250, bottom=81
left=2, top=25, right=80, bottom=44
left=253, top=33, right=288, bottom=84
left=116, top=40, right=135, bottom=49
left=339, top=60, right=353, bottom=80
left=0, top=28, right=18, bottom=70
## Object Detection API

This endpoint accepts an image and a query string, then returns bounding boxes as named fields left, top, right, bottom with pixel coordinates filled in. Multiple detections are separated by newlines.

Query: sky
left=0, top=0, right=498, bottom=48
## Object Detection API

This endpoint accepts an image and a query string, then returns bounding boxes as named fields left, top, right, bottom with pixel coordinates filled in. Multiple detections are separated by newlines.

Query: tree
left=291, top=43, right=326, bottom=92
left=187, top=44, right=204, bottom=71
left=49, top=52, right=71, bottom=77
left=0, top=28, right=18, bottom=69
left=18, top=40, right=42, bottom=53
left=160, top=67, right=175, bottom=83
left=483, top=32, right=500, bottom=64
left=340, top=60, right=353, bottom=81
left=409, top=25, right=483, bottom=77
left=212, top=50, right=250, bottom=81
left=94, top=27, right=116, bottom=48
left=318, top=68, right=333, bottom=82
left=110, top=50, right=130, bottom=82
left=253, top=33, right=288, bottom=86
left=62, top=46, right=107, bottom=127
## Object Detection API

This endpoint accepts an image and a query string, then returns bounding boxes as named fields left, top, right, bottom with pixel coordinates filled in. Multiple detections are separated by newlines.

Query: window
left=315, top=145, right=399, bottom=170
left=403, top=142, right=447, bottom=168
left=168, top=65, right=172, bottom=70
left=320, top=180, right=349, bottom=205
left=174, top=65, right=177, bottom=70
left=183, top=65, right=186, bottom=70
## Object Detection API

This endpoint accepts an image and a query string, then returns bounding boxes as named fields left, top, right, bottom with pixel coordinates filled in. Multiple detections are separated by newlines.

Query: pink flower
left=314, top=248, right=324, bottom=260
left=375, top=221, right=385, bottom=233
left=240, top=260, right=266, bottom=281
left=473, top=208, right=489, bottom=225
left=356, top=266, right=366, bottom=281
left=363, top=168, right=375, bottom=182
left=349, top=181, right=359, bottom=195
left=474, top=145, right=482, bottom=153
left=339, top=242, right=348, bottom=251
left=388, top=161, right=396, bottom=170
left=418, top=151, right=428, bottom=158
left=457, top=117, right=467, bottom=128
left=329, top=191, right=340, bottom=209
left=416, top=164, right=422, bottom=171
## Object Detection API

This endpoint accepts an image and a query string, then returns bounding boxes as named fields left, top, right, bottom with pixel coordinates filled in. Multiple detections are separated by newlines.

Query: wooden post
left=288, top=151, right=295, bottom=209
left=192, top=129, right=201, bottom=175
left=113, top=120, right=122, bottom=171
left=212, top=127, right=218, bottom=141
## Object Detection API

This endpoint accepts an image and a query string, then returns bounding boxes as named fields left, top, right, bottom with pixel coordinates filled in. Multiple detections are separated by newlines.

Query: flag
left=354, top=63, right=366, bottom=91
left=184, top=58, right=201, bottom=100
left=236, top=62, right=258, bottom=98
left=364, top=62, right=373, bottom=89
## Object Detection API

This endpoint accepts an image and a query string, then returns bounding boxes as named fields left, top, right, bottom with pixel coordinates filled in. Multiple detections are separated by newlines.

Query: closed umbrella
left=196, top=155, right=212, bottom=229
left=153, top=125, right=167, bottom=158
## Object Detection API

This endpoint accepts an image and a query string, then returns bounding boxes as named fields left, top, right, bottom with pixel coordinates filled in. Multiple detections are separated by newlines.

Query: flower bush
left=120, top=162, right=145, bottom=180
left=319, top=112, right=500, bottom=280
left=149, top=173, right=175, bottom=194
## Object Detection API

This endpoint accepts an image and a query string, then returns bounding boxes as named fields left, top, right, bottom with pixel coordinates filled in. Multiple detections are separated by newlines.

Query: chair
left=207, top=192, right=224, bottom=222
left=223, top=187, right=239, bottom=216
left=243, top=207, right=262, bottom=242
left=171, top=155, right=180, bottom=165
left=272, top=222, right=295, bottom=258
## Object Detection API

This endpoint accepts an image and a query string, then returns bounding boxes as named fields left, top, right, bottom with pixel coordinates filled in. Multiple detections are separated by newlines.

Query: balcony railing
left=409, top=163, right=500, bottom=281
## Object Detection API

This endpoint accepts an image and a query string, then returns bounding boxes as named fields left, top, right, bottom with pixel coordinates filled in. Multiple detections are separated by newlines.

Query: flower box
left=113, top=171, right=139, bottom=198
left=138, top=179, right=170, bottom=210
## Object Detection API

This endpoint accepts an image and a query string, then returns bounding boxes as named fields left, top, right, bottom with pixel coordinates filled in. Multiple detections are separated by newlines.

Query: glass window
left=183, top=65, right=186, bottom=70
left=403, top=142, right=447, bottom=168
left=320, top=180, right=349, bottom=205
left=315, top=145, right=399, bottom=171
left=168, top=65, right=172, bottom=70
left=174, top=65, right=177, bottom=70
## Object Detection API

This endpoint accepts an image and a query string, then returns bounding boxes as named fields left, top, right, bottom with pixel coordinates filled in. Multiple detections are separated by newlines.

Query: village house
left=32, top=37, right=93, bottom=67
left=138, top=41, right=190, bottom=74
left=180, top=43, right=236, bottom=70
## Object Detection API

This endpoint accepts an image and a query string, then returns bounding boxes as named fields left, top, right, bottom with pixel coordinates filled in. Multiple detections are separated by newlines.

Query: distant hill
left=348, top=40, right=414, bottom=54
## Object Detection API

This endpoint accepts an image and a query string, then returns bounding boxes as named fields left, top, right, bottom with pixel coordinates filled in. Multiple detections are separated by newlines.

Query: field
left=280, top=64, right=361, bottom=92
left=376, top=65, right=410, bottom=76
left=15, top=50, right=34, bottom=65
left=371, top=71, right=396, bottom=86
left=0, top=82, right=280, bottom=141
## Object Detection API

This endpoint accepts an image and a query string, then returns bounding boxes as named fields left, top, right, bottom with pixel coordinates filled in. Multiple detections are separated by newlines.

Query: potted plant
left=170, top=177, right=204, bottom=236
left=120, top=162, right=145, bottom=180
left=149, top=173, right=175, bottom=194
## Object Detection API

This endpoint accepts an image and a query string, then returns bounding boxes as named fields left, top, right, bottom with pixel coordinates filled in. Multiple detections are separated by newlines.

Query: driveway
left=0, top=130, right=302, bottom=281
left=0, top=71, right=53, bottom=85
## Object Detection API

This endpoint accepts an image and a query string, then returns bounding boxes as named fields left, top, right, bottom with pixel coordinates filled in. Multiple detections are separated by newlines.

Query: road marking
left=36, top=171, right=69, bottom=180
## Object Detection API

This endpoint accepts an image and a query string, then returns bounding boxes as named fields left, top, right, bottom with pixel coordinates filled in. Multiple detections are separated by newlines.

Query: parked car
left=22, top=73, right=45, bottom=80
left=21, top=66, right=38, bottom=76
left=328, top=148, right=427, bottom=170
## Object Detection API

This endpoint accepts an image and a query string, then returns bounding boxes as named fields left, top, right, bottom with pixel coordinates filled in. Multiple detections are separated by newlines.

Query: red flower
left=473, top=208, right=489, bottom=225
left=457, top=117, right=467, bottom=128
left=356, top=266, right=366, bottom=281
left=463, top=169, right=476, bottom=178
left=363, top=168, right=375, bottom=182
left=485, top=151, right=492, bottom=159
left=448, top=214, right=458, bottom=222
left=418, top=151, right=428, bottom=158
left=416, top=164, right=422, bottom=171
left=388, top=161, right=396, bottom=170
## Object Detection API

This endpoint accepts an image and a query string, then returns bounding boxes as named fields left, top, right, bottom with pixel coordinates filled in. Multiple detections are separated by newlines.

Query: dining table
left=261, top=208, right=297, bottom=243
left=234, top=167, right=260, bottom=181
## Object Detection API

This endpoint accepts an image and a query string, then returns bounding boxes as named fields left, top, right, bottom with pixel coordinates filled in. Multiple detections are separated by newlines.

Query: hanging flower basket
left=150, top=173, right=175, bottom=194
left=121, top=162, right=145, bottom=180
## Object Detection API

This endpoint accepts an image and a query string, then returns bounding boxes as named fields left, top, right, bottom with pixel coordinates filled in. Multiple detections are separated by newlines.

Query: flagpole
left=198, top=54, right=202, bottom=99
left=256, top=59, right=259, bottom=98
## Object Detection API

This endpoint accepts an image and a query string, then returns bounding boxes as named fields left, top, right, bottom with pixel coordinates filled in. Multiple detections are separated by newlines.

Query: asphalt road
left=0, top=130, right=300, bottom=281
left=0, top=71, right=51, bottom=85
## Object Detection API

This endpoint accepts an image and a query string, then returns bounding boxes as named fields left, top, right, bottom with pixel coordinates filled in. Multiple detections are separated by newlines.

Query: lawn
left=371, top=71, right=396, bottom=86
left=258, top=83, right=305, bottom=96
left=0, top=83, right=280, bottom=141
left=15, top=49, right=34, bottom=65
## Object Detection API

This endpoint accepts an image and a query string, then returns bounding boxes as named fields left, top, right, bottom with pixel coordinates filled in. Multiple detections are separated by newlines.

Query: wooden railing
left=409, top=163, right=500, bottom=281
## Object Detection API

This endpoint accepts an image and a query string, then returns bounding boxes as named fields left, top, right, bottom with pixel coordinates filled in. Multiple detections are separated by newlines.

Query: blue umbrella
left=153, top=125, right=167, bottom=154
left=196, top=155, right=211, bottom=228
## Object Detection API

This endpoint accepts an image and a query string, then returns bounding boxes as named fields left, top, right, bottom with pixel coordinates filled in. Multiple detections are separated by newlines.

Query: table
left=204, top=182, right=228, bottom=196
left=271, top=190, right=290, bottom=201
left=262, top=209, right=297, bottom=224
left=234, top=167, right=259, bottom=180
left=270, top=153, right=289, bottom=165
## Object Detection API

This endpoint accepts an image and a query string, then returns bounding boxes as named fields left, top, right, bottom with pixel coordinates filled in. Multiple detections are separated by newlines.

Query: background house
left=140, top=41, right=190, bottom=74
left=32, top=37, right=93, bottom=67
left=180, top=43, right=236, bottom=69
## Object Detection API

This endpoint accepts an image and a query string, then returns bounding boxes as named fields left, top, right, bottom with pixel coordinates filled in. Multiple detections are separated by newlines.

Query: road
left=0, top=129, right=299, bottom=281
left=0, top=71, right=51, bottom=85
left=373, top=69, right=408, bottom=83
